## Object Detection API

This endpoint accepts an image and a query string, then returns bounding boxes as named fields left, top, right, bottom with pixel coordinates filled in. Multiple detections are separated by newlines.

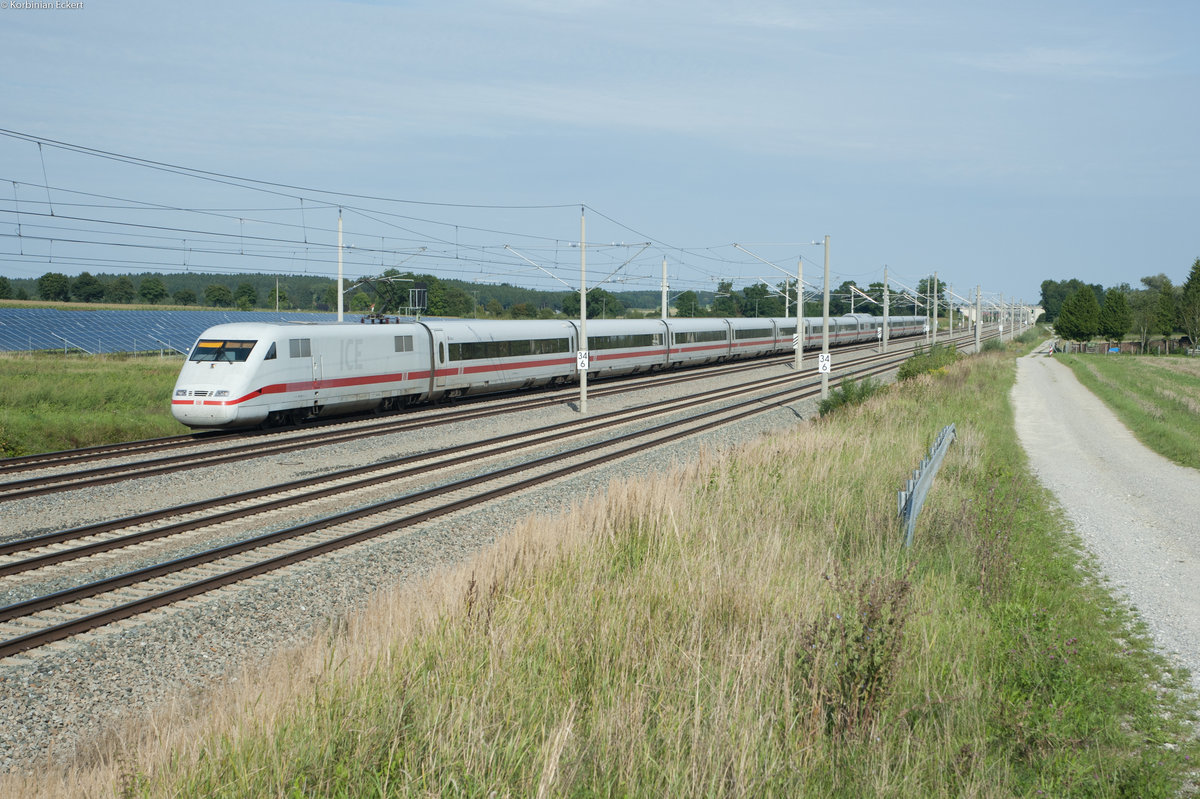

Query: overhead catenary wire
left=0, top=128, right=894, bottom=300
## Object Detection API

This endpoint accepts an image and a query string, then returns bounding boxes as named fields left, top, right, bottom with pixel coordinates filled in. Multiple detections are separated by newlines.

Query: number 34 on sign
left=817, top=353, right=831, bottom=373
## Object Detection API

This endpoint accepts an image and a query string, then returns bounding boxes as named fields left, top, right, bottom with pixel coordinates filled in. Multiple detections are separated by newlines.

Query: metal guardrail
left=898, top=423, right=956, bottom=547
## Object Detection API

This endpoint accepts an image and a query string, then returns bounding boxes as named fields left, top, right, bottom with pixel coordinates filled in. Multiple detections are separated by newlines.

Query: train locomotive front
left=172, top=321, right=433, bottom=428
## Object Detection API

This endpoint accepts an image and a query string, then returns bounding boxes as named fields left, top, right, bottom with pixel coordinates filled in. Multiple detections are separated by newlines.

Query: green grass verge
left=817, top=375, right=883, bottom=417
left=897, top=343, right=960, bottom=380
left=0, top=352, right=188, bottom=456
left=1057, top=353, right=1200, bottom=470
left=115, top=350, right=1200, bottom=797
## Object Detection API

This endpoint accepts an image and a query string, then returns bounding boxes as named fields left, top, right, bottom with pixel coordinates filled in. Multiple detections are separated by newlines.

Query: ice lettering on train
left=340, top=338, right=364, bottom=371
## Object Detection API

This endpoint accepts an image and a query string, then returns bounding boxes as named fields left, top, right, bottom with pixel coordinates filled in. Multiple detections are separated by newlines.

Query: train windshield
left=189, top=339, right=258, bottom=362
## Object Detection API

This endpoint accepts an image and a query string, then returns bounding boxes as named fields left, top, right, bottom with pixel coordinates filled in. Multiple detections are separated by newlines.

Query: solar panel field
left=0, top=308, right=364, bottom=355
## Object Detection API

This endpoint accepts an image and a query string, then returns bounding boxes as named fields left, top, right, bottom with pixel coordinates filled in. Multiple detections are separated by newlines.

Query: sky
left=2, top=0, right=1198, bottom=309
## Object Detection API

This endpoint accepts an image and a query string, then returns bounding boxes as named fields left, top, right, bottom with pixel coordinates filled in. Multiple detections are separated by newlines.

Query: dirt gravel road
left=1012, top=345, right=1200, bottom=689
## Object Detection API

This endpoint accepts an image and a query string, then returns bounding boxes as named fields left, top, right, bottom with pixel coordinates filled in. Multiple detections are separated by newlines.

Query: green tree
left=1155, top=282, right=1177, bottom=350
left=560, top=287, right=623, bottom=319
left=1097, top=288, right=1131, bottom=347
left=266, top=286, right=288, bottom=310
left=320, top=284, right=338, bottom=311
left=712, top=280, right=739, bottom=317
left=0, top=276, right=11, bottom=299
left=1179, top=257, right=1200, bottom=348
left=1129, top=290, right=1156, bottom=352
left=830, top=279, right=862, bottom=315
left=106, top=276, right=136, bottom=304
left=173, top=288, right=197, bottom=306
left=1055, top=288, right=1100, bottom=344
left=234, top=282, right=258, bottom=309
left=70, top=272, right=106, bottom=303
left=138, top=276, right=168, bottom=304
left=37, top=272, right=71, bottom=301
left=349, top=291, right=372, bottom=312
left=485, top=298, right=504, bottom=317
left=205, top=283, right=234, bottom=307
left=672, top=290, right=700, bottom=318
left=741, top=282, right=783, bottom=317
left=429, top=284, right=473, bottom=317
left=1040, top=278, right=1104, bottom=322
left=510, top=302, right=536, bottom=319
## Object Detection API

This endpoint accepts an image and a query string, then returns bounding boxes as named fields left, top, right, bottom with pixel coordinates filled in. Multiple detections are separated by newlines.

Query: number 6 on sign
left=817, top=353, right=831, bottom=373
left=577, top=350, right=590, bottom=371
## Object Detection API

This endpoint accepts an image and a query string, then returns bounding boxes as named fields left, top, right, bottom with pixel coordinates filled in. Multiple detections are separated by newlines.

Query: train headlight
left=175, top=389, right=187, bottom=397
left=214, top=390, right=230, bottom=397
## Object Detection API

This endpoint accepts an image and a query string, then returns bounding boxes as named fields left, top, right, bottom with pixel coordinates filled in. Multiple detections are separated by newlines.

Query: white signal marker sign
left=577, top=350, right=590, bottom=371
left=792, top=334, right=799, bottom=348
left=817, top=353, right=831, bottom=373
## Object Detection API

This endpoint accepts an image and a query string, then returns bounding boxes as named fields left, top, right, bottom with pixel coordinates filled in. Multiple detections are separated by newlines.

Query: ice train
left=171, top=313, right=926, bottom=429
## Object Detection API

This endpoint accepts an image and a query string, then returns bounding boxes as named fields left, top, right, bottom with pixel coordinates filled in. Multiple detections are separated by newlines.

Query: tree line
left=1042, top=259, right=1200, bottom=351
left=0, top=268, right=979, bottom=323
left=0, top=268, right=719, bottom=319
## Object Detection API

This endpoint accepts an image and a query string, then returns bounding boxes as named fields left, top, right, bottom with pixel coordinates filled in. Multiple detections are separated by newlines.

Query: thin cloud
left=951, top=44, right=1173, bottom=79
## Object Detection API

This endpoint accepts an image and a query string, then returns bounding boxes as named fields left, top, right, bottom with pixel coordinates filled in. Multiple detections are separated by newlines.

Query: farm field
left=1057, top=353, right=1200, bottom=470
left=0, top=352, right=187, bottom=457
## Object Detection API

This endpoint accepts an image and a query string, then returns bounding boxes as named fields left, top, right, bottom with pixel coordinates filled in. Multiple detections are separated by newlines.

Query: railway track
left=0, top=333, right=959, bottom=501
left=0, top=351, right=812, bottom=493
left=0, top=342, right=927, bottom=660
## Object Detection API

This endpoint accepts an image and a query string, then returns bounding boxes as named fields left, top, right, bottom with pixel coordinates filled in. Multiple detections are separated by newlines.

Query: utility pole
left=975, top=285, right=982, bottom=352
left=660, top=257, right=668, bottom=321
left=579, top=207, right=588, bottom=414
left=795, top=257, right=803, bottom=371
left=882, top=266, right=890, bottom=354
left=337, top=208, right=344, bottom=323
left=820, top=235, right=831, bottom=400
left=931, top=270, right=939, bottom=345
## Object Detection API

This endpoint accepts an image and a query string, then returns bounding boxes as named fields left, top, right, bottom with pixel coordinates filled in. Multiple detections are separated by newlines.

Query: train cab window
left=189, top=339, right=257, bottom=362
left=394, top=335, right=414, bottom=353
left=439, top=342, right=445, bottom=364
left=289, top=338, right=311, bottom=358
left=264, top=342, right=277, bottom=361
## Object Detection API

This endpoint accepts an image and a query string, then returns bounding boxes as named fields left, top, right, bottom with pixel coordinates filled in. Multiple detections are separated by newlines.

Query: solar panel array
left=0, top=309, right=369, bottom=355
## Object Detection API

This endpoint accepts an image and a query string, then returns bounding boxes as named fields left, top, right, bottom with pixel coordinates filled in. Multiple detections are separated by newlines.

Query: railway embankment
left=4, top=344, right=1199, bottom=797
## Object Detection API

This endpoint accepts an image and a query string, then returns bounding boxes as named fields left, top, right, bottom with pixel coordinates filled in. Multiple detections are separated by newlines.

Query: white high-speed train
left=171, top=313, right=926, bottom=429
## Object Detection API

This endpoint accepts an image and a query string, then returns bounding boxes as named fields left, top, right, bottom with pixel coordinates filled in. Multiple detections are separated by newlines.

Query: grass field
left=0, top=352, right=188, bottom=457
left=11, top=345, right=1198, bottom=797
left=1058, top=353, right=1200, bottom=470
